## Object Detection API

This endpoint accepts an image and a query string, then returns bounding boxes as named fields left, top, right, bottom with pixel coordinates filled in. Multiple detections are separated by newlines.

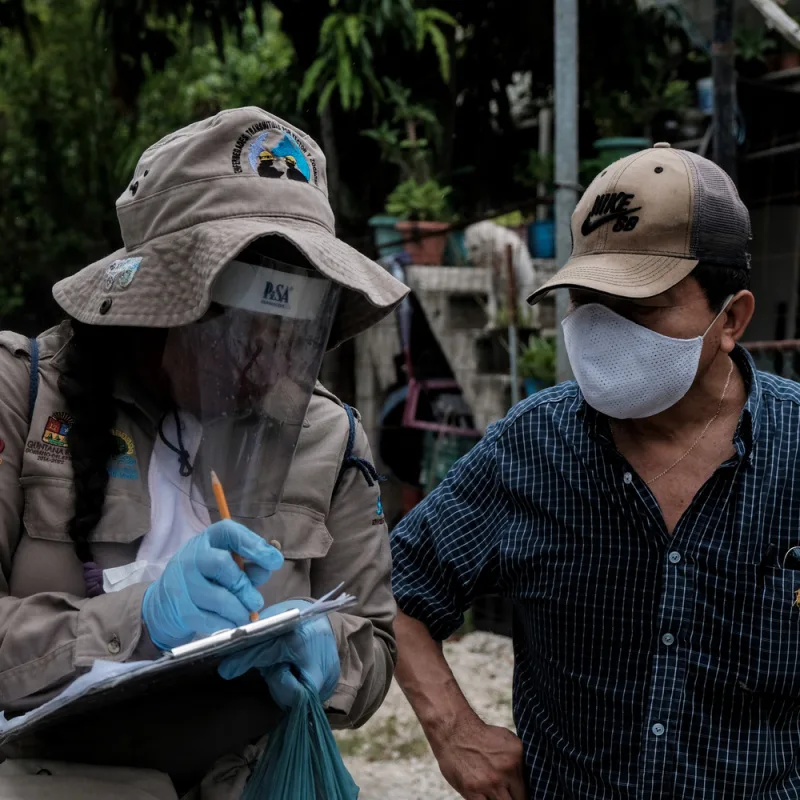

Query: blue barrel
left=529, top=219, right=555, bottom=259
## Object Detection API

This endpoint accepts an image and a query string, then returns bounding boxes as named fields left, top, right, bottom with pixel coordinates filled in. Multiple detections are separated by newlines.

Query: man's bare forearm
left=394, top=609, right=478, bottom=741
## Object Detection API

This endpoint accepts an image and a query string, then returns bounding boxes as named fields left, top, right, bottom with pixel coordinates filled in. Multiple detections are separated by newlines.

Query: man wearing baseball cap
left=390, top=145, right=800, bottom=798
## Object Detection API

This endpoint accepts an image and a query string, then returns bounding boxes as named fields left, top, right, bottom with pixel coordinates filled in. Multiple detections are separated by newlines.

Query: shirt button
left=623, top=472, right=633, bottom=485
left=652, top=723, right=665, bottom=736
left=662, top=633, right=675, bottom=646
left=668, top=551, right=682, bottom=564
left=107, top=635, right=121, bottom=655
left=270, top=539, right=282, bottom=552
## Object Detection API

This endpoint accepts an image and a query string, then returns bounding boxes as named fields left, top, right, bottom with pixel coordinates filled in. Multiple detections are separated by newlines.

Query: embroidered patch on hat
left=231, top=121, right=319, bottom=185
left=109, top=429, right=139, bottom=480
left=104, top=257, right=142, bottom=291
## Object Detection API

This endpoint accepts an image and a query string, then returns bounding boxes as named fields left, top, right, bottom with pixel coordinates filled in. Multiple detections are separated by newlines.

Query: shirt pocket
left=249, top=505, right=332, bottom=603
left=739, top=569, right=800, bottom=699
left=13, top=476, right=151, bottom=597
left=20, top=475, right=150, bottom=545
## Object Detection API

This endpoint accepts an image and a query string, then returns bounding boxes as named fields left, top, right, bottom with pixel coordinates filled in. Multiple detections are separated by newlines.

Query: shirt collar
left=576, top=343, right=763, bottom=462
left=113, top=373, right=169, bottom=428
left=732, top=343, right=761, bottom=462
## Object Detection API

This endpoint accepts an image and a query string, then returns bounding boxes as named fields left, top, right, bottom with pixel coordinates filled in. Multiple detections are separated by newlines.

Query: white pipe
left=554, top=0, right=579, bottom=383
left=537, top=106, right=552, bottom=222
left=749, top=0, right=800, bottom=50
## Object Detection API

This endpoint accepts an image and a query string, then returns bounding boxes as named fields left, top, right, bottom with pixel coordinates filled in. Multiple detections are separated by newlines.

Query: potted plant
left=588, top=35, right=691, bottom=167
left=735, top=25, right=777, bottom=76
left=387, top=178, right=453, bottom=265
left=518, top=335, right=556, bottom=396
left=364, top=121, right=408, bottom=259
left=364, top=80, right=453, bottom=265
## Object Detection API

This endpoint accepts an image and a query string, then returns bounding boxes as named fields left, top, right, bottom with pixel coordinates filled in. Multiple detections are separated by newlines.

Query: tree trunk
left=440, top=33, right=458, bottom=180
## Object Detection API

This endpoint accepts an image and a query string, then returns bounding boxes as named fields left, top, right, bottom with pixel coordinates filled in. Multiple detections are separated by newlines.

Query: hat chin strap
left=158, top=408, right=194, bottom=477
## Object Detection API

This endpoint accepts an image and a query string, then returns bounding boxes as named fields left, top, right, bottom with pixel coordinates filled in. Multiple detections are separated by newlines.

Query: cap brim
left=53, top=217, right=409, bottom=347
left=527, top=252, right=698, bottom=305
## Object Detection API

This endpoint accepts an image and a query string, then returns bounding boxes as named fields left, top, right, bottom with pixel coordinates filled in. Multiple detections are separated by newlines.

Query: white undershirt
left=103, top=412, right=211, bottom=593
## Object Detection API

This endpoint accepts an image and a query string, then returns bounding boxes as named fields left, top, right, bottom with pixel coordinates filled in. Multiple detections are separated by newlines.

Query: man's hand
left=393, top=611, right=528, bottom=799
left=431, top=714, right=526, bottom=800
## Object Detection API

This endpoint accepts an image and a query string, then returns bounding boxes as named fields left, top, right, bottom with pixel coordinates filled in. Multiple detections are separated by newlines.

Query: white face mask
left=562, top=296, right=733, bottom=419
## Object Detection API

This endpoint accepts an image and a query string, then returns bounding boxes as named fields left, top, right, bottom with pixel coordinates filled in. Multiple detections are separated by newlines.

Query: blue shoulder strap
left=28, top=337, right=40, bottom=422
left=335, top=403, right=382, bottom=493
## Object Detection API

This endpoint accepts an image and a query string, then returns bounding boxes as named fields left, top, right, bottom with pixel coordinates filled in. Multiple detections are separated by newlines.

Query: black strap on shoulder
left=28, top=337, right=40, bottom=422
left=334, top=403, right=382, bottom=494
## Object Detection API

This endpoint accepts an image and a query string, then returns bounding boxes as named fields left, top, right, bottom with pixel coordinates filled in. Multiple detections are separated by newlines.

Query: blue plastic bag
left=241, top=673, right=359, bottom=800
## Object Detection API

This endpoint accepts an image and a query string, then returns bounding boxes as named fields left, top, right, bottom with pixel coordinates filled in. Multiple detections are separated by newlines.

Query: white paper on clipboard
left=0, top=587, right=356, bottom=744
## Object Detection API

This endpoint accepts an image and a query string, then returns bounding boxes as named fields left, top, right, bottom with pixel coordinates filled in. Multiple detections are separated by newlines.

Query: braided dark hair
left=58, top=320, right=120, bottom=564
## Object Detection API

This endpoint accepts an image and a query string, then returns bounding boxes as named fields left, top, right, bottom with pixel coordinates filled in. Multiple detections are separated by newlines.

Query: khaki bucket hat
left=53, top=107, right=409, bottom=347
left=527, top=143, right=751, bottom=305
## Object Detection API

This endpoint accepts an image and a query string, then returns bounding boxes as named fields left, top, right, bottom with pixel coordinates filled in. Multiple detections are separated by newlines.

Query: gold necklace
left=644, top=358, right=735, bottom=485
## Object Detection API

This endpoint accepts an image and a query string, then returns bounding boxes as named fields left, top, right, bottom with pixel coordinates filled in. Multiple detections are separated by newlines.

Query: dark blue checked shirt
left=391, top=346, right=800, bottom=799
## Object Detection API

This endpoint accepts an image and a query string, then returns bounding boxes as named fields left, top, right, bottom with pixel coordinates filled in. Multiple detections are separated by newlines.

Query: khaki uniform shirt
left=0, top=323, right=395, bottom=794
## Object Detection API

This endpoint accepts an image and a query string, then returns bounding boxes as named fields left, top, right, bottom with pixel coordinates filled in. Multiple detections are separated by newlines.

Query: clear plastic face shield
left=159, top=255, right=340, bottom=521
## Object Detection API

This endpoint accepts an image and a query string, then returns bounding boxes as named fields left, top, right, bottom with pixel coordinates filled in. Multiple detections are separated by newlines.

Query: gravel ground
left=335, top=632, right=515, bottom=799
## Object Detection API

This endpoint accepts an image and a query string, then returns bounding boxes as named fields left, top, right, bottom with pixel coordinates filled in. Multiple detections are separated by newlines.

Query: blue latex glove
left=142, top=520, right=284, bottom=651
left=218, top=599, right=340, bottom=709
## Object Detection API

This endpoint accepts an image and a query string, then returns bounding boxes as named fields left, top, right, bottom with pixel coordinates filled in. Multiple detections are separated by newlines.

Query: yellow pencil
left=211, top=470, right=258, bottom=623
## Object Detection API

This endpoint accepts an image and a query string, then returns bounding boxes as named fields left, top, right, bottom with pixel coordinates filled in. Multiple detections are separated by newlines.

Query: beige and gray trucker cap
left=53, top=107, right=409, bottom=347
left=527, top=143, right=751, bottom=304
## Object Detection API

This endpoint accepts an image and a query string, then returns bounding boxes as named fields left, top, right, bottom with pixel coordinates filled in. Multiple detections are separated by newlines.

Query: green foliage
left=0, top=0, right=708, bottom=331
left=127, top=7, right=296, bottom=174
left=0, top=2, right=297, bottom=325
left=735, top=26, right=776, bottom=64
left=413, top=7, right=456, bottom=82
left=298, top=8, right=377, bottom=113
left=515, top=149, right=605, bottom=193
left=298, top=0, right=455, bottom=112
left=492, top=211, right=525, bottom=228
left=587, top=23, right=692, bottom=139
left=592, top=78, right=691, bottom=139
left=518, top=151, right=554, bottom=190
left=0, top=0, right=123, bottom=319
left=385, top=178, right=452, bottom=221
left=362, top=78, right=440, bottom=183
left=518, top=335, right=556, bottom=383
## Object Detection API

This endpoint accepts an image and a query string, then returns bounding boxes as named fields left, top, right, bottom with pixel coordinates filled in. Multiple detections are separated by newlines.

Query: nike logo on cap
left=581, top=191, right=641, bottom=236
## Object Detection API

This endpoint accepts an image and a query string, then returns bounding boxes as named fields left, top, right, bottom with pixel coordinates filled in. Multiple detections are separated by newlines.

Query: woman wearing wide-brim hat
left=0, top=107, right=408, bottom=799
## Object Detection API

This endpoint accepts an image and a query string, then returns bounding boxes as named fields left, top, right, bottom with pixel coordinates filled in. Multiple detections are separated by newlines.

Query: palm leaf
left=343, top=13, right=361, bottom=48
left=421, top=8, right=457, bottom=27
left=317, top=78, right=337, bottom=113
left=427, top=23, right=451, bottom=82
left=298, top=56, right=328, bottom=106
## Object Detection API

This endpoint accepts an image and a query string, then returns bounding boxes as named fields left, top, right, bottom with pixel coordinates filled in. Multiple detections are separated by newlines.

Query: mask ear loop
left=701, top=294, right=736, bottom=338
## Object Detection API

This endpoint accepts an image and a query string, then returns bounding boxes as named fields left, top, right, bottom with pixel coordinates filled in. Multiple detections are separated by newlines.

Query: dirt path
left=336, top=632, right=515, bottom=799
